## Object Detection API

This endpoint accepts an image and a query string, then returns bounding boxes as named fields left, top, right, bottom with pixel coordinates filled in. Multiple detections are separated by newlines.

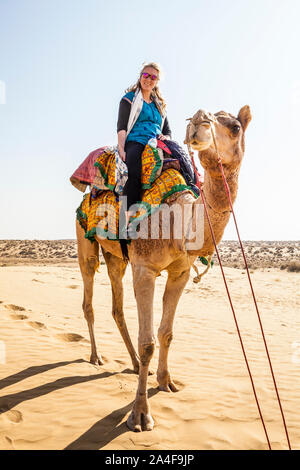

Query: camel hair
left=76, top=105, right=252, bottom=432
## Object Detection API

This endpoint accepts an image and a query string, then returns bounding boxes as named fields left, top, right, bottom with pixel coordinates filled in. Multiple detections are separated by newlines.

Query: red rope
left=189, top=150, right=203, bottom=189
left=198, top=184, right=272, bottom=450
left=191, top=125, right=291, bottom=450
left=215, top=154, right=291, bottom=450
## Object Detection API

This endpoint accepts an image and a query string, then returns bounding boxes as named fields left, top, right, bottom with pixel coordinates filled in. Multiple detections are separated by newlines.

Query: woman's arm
left=117, top=99, right=131, bottom=161
left=158, top=116, right=172, bottom=140
left=117, top=130, right=127, bottom=161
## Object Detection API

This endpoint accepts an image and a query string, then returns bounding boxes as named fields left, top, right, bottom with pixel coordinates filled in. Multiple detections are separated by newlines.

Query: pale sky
left=0, top=0, right=299, bottom=240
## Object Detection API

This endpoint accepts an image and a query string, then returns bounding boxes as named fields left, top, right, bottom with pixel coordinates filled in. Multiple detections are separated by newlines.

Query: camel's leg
left=76, top=221, right=103, bottom=365
left=101, top=248, right=140, bottom=374
left=127, top=265, right=156, bottom=432
left=157, top=269, right=190, bottom=392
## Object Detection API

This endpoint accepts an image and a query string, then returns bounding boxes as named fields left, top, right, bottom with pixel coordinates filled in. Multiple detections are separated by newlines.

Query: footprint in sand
left=184, top=288, right=195, bottom=294
left=27, top=321, right=46, bottom=330
left=9, top=313, right=28, bottom=320
left=5, top=304, right=26, bottom=311
left=0, top=435, right=14, bottom=450
left=67, top=285, right=79, bottom=289
left=55, top=333, right=87, bottom=343
left=114, top=359, right=126, bottom=365
left=5, top=410, right=23, bottom=423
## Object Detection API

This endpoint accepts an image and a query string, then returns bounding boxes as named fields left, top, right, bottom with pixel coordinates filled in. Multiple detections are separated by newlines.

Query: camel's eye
left=231, top=125, right=241, bottom=135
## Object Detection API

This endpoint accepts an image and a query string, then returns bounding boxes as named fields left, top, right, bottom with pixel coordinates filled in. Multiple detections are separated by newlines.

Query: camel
left=76, top=105, right=252, bottom=432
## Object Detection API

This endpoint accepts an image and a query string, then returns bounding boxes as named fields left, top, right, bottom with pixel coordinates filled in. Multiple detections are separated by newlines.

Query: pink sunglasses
left=141, top=72, right=158, bottom=81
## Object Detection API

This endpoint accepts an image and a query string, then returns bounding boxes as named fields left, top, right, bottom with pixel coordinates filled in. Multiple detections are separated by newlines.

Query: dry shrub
left=287, top=262, right=300, bottom=272
left=280, top=262, right=300, bottom=272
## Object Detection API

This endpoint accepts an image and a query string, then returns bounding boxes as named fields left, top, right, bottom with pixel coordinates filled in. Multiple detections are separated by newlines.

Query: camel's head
left=184, top=106, right=252, bottom=173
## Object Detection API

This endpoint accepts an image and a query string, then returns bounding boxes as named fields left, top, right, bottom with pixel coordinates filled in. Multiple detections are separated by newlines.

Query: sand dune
left=0, top=241, right=300, bottom=450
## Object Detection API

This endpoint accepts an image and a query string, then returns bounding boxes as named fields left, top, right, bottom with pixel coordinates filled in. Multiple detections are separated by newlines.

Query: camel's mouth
left=189, top=140, right=211, bottom=151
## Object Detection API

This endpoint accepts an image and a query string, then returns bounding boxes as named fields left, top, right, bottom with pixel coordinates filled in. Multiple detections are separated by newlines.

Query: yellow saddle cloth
left=77, top=168, right=196, bottom=241
left=93, top=143, right=163, bottom=193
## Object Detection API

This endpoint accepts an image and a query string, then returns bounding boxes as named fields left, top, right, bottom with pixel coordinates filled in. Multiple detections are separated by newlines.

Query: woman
left=117, top=62, right=172, bottom=225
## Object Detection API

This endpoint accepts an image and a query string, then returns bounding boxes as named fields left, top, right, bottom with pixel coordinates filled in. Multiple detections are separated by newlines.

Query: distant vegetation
left=280, top=262, right=300, bottom=273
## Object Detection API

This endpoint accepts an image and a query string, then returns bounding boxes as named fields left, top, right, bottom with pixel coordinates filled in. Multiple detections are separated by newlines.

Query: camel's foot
left=90, top=353, right=104, bottom=366
left=126, top=395, right=154, bottom=432
left=157, top=371, right=179, bottom=393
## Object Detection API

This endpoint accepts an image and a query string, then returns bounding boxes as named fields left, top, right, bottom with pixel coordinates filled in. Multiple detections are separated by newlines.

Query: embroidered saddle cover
left=76, top=168, right=197, bottom=242
left=73, top=142, right=200, bottom=242
left=70, top=140, right=201, bottom=195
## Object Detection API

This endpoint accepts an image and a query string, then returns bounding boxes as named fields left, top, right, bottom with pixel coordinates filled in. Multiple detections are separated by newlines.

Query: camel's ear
left=238, top=105, right=252, bottom=132
left=184, top=120, right=192, bottom=145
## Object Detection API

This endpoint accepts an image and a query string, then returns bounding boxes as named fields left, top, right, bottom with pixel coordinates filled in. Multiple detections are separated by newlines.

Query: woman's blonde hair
left=125, top=62, right=166, bottom=115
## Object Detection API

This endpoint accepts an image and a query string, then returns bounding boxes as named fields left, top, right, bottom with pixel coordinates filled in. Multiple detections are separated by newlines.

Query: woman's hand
left=119, top=148, right=126, bottom=162
left=157, top=134, right=170, bottom=141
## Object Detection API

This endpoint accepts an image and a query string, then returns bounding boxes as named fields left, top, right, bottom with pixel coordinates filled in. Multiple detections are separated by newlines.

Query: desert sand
left=0, top=240, right=300, bottom=450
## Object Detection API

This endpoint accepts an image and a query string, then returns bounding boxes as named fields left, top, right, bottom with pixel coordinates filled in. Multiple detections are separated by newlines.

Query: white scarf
left=126, top=89, right=166, bottom=138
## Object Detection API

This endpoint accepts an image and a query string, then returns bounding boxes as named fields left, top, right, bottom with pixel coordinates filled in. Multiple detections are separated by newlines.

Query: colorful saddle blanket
left=70, top=140, right=202, bottom=196
left=77, top=168, right=197, bottom=242
left=70, top=146, right=128, bottom=195
left=93, top=143, right=164, bottom=193
left=70, top=143, right=163, bottom=195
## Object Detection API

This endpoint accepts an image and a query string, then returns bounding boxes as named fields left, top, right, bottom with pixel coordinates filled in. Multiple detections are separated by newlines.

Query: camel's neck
left=202, top=165, right=240, bottom=213
left=188, top=165, right=240, bottom=256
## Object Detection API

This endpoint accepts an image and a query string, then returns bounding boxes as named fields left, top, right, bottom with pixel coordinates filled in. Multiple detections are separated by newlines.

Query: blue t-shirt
left=123, top=91, right=162, bottom=146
